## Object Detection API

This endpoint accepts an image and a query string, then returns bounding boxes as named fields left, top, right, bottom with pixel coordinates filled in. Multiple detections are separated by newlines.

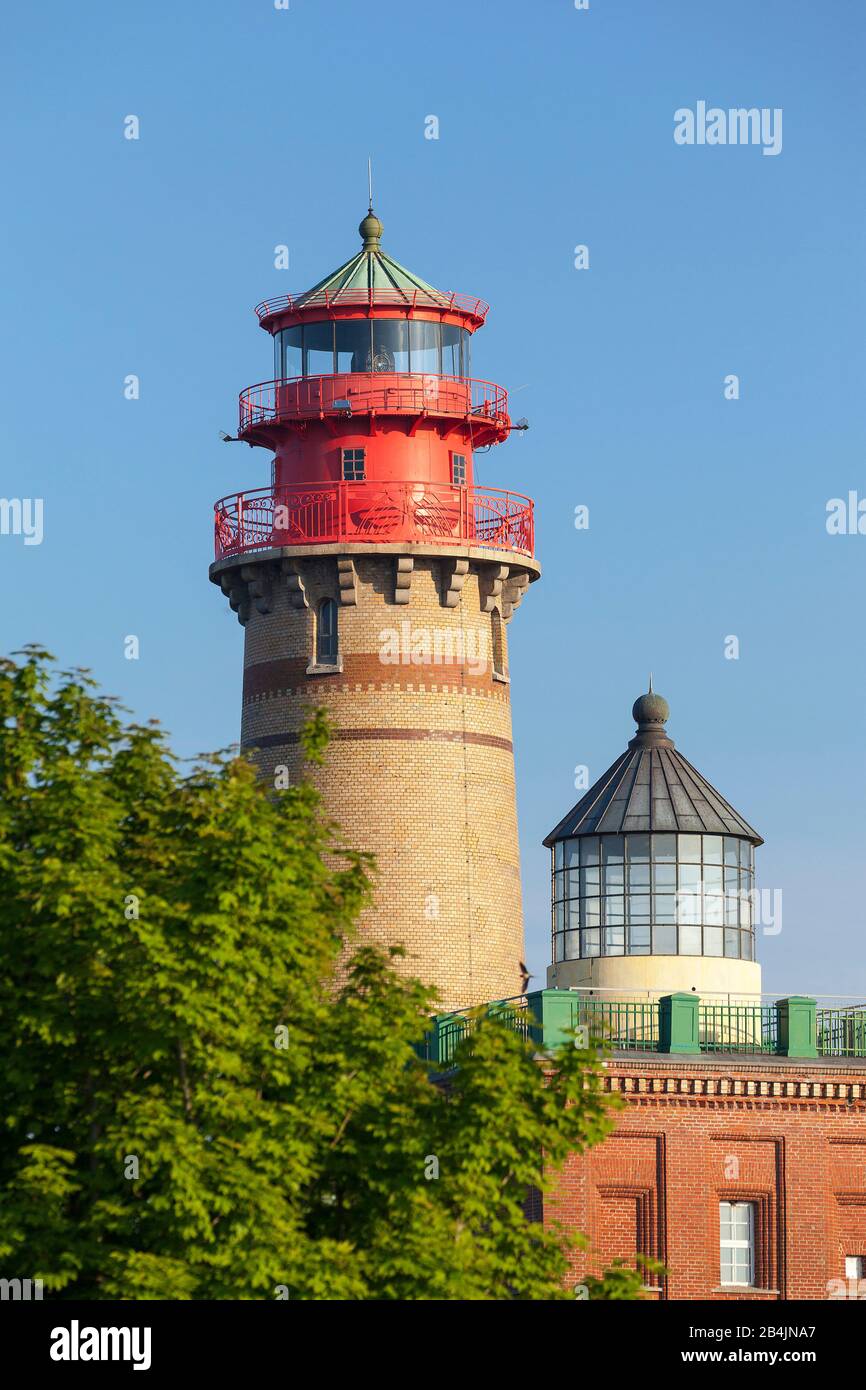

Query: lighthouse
left=210, top=205, right=539, bottom=1009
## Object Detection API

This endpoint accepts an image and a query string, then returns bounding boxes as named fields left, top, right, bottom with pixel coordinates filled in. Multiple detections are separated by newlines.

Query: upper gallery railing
left=238, top=373, right=508, bottom=435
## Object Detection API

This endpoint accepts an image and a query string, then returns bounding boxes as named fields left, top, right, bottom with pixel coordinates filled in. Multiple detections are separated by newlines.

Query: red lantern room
left=213, top=205, right=533, bottom=560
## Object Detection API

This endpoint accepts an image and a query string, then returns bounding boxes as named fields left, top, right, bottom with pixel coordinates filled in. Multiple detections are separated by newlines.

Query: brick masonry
left=233, top=551, right=535, bottom=1010
left=546, top=1054, right=866, bottom=1300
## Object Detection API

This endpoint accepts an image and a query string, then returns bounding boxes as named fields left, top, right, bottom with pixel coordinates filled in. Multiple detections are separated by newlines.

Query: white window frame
left=720, top=1200, right=755, bottom=1287
left=450, top=451, right=467, bottom=486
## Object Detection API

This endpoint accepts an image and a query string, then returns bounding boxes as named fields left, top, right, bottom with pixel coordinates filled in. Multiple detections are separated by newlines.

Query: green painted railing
left=817, top=1005, right=866, bottom=1058
left=698, top=1003, right=777, bottom=1055
left=421, top=992, right=866, bottom=1067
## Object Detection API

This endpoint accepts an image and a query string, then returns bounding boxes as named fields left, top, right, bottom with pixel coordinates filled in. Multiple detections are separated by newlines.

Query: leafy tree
left=0, top=648, right=639, bottom=1299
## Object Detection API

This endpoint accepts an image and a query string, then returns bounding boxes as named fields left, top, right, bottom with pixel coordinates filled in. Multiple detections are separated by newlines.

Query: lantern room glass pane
left=408, top=319, right=440, bottom=374
left=604, top=896, right=625, bottom=925
left=680, top=924, right=701, bottom=955
left=304, top=321, right=335, bottom=377
left=442, top=323, right=465, bottom=377
left=372, top=319, right=410, bottom=373
left=603, top=835, right=625, bottom=864
left=724, top=928, right=740, bottom=958
left=653, top=893, right=676, bottom=924
left=335, top=320, right=374, bottom=373
left=582, top=897, right=601, bottom=927
left=679, top=834, right=702, bottom=863
left=679, top=863, right=701, bottom=890
left=605, top=860, right=625, bottom=888
left=628, top=894, right=651, bottom=922
left=628, top=924, right=651, bottom=954
left=678, top=891, right=700, bottom=925
left=628, top=834, right=650, bottom=862
left=580, top=837, right=600, bottom=866
left=704, top=926, right=724, bottom=956
left=704, top=835, right=723, bottom=864
left=554, top=842, right=564, bottom=871
left=724, top=836, right=740, bottom=866
left=582, top=929, right=600, bottom=958
left=564, top=929, right=579, bottom=960
left=654, top=924, right=677, bottom=954
left=628, top=862, right=650, bottom=890
left=653, top=833, right=677, bottom=862
left=279, top=326, right=303, bottom=379
left=653, top=861, right=676, bottom=889
left=604, top=927, right=625, bottom=955
left=564, top=839, right=580, bottom=869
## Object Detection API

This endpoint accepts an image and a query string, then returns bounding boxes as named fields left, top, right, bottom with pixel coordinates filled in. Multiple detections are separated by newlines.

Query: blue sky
left=2, top=0, right=864, bottom=996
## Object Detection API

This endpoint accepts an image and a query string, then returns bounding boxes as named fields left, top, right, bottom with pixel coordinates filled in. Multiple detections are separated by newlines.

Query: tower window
left=719, top=1202, right=755, bottom=1287
left=341, top=448, right=366, bottom=481
left=316, top=598, right=339, bottom=665
left=451, top=452, right=467, bottom=486
left=491, top=608, right=505, bottom=678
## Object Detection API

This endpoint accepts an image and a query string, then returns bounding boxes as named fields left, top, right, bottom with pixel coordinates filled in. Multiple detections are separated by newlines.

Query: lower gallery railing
left=214, top=481, right=535, bottom=560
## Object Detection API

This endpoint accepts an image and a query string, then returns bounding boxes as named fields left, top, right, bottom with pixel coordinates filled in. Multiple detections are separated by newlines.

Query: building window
left=846, top=1256, right=865, bottom=1279
left=316, top=598, right=339, bottom=666
left=341, top=448, right=366, bottom=481
left=451, top=452, right=467, bottom=485
left=550, top=832, right=755, bottom=963
left=491, top=609, right=505, bottom=678
left=720, top=1201, right=755, bottom=1287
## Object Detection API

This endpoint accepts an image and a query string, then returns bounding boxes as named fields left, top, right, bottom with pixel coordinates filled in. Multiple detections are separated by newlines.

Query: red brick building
left=549, top=1053, right=866, bottom=1301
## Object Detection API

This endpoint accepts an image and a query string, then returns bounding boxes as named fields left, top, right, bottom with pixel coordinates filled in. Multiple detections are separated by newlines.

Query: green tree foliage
left=0, top=648, right=639, bottom=1300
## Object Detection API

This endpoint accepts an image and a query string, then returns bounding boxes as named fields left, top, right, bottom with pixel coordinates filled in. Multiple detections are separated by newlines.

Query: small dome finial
left=359, top=207, right=383, bottom=251
left=632, top=683, right=670, bottom=734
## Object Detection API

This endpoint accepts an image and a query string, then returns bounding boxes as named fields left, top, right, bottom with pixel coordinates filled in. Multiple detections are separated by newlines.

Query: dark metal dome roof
left=543, top=687, right=763, bottom=847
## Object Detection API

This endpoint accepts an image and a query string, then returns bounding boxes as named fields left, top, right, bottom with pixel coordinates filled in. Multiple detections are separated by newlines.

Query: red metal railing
left=238, top=374, right=508, bottom=435
left=254, top=287, right=489, bottom=322
left=214, top=481, right=534, bottom=561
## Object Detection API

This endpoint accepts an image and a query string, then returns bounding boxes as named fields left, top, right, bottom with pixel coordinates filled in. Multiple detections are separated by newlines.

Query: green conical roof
left=293, top=208, right=454, bottom=309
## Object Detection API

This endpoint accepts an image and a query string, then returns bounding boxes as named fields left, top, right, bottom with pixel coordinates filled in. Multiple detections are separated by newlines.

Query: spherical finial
left=359, top=209, right=383, bottom=250
left=632, top=686, right=670, bottom=728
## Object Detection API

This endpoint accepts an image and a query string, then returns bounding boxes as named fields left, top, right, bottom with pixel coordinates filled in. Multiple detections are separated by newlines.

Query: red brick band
left=244, top=727, right=514, bottom=753
left=243, top=654, right=504, bottom=701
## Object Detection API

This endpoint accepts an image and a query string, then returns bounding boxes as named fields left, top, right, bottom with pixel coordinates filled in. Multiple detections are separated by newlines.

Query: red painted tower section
left=210, top=207, right=539, bottom=1008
